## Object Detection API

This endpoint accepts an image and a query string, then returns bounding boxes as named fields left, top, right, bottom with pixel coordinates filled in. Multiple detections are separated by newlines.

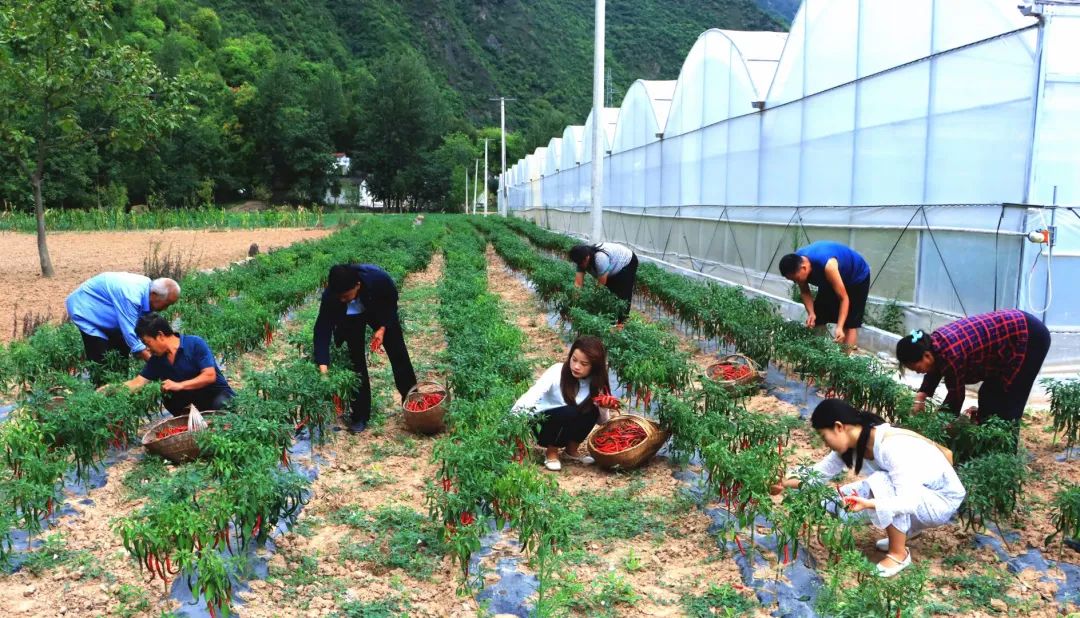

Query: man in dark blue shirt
left=313, top=264, right=417, bottom=433
left=118, top=313, right=235, bottom=415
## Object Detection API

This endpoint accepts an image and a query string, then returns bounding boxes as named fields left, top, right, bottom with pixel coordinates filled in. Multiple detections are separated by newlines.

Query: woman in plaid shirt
left=895, top=309, right=1051, bottom=423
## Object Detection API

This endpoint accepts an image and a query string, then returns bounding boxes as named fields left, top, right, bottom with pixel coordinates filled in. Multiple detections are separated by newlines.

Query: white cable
left=1025, top=209, right=1053, bottom=314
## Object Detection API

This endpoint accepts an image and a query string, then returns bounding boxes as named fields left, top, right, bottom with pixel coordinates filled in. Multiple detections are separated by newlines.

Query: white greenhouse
left=499, top=0, right=1080, bottom=366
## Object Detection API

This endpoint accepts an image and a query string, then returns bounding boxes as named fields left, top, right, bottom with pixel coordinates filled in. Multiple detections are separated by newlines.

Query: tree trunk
left=32, top=173, right=55, bottom=277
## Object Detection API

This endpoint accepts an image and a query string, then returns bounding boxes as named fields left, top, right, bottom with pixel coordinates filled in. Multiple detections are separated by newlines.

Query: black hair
left=896, top=329, right=933, bottom=364
left=327, top=264, right=362, bottom=295
left=560, top=336, right=611, bottom=412
left=567, top=244, right=608, bottom=274
left=135, top=313, right=176, bottom=340
left=810, top=399, right=886, bottom=474
left=778, top=253, right=803, bottom=278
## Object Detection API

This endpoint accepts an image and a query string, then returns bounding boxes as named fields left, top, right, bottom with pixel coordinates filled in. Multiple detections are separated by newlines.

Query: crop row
left=489, top=216, right=1059, bottom=614
left=0, top=206, right=329, bottom=233
left=1, top=217, right=441, bottom=615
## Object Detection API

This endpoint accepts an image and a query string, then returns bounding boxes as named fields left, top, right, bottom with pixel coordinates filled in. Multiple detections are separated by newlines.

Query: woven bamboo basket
left=402, top=381, right=449, bottom=435
left=586, top=413, right=670, bottom=470
left=705, top=353, right=764, bottom=392
left=142, top=410, right=218, bottom=464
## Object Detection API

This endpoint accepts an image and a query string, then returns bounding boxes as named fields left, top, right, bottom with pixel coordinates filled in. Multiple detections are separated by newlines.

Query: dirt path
left=631, top=294, right=1075, bottom=617
left=484, top=246, right=758, bottom=617
left=234, top=252, right=481, bottom=618
left=0, top=227, right=332, bottom=343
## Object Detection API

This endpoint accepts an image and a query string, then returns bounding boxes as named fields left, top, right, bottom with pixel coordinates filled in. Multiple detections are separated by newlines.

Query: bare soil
left=0, top=228, right=331, bottom=343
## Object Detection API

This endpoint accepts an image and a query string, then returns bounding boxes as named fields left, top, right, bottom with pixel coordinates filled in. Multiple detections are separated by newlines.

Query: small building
left=333, top=153, right=351, bottom=176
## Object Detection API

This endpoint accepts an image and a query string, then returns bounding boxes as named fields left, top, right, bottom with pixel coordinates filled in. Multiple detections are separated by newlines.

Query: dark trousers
left=605, top=254, right=639, bottom=324
left=164, top=387, right=235, bottom=416
left=977, top=312, right=1052, bottom=423
left=80, top=329, right=132, bottom=385
left=334, top=314, right=416, bottom=424
left=535, top=404, right=599, bottom=448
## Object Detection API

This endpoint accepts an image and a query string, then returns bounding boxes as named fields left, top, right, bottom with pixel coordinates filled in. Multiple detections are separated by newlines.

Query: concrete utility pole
left=490, top=96, right=515, bottom=216
left=483, top=138, right=490, bottom=215
left=464, top=166, right=470, bottom=214
left=590, top=0, right=605, bottom=241
left=473, top=159, right=480, bottom=214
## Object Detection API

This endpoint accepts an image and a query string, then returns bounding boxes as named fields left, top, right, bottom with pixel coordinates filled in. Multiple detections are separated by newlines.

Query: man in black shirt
left=313, top=264, right=417, bottom=433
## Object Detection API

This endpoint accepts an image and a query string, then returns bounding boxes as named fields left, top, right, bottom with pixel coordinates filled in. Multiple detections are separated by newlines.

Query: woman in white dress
left=772, top=399, right=966, bottom=577
left=511, top=336, right=615, bottom=472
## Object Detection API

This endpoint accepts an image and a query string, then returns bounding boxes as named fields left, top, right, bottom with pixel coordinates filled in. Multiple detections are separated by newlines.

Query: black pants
left=813, top=277, right=870, bottom=329
left=80, top=329, right=132, bottom=385
left=164, top=387, right=235, bottom=416
left=535, top=404, right=599, bottom=448
left=977, top=312, right=1051, bottom=423
left=334, top=314, right=417, bottom=424
left=604, top=254, right=639, bottom=324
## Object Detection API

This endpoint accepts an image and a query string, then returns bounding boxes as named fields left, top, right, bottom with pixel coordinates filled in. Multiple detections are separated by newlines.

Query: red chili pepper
left=405, top=392, right=444, bottom=412
left=441, top=477, right=452, bottom=492
left=592, top=422, right=647, bottom=454
left=783, top=544, right=790, bottom=564
left=708, top=363, right=754, bottom=381
left=252, top=514, right=262, bottom=538
left=155, top=426, right=188, bottom=440
left=333, top=394, right=344, bottom=416
left=281, top=448, right=290, bottom=467
left=460, top=512, right=475, bottom=526
left=734, top=534, right=746, bottom=557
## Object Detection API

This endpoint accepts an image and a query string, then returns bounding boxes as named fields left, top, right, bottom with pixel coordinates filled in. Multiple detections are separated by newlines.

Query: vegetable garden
left=0, top=214, right=1076, bottom=617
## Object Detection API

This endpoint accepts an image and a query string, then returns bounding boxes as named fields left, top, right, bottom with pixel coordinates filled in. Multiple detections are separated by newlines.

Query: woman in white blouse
left=568, top=243, right=638, bottom=326
left=512, top=336, right=613, bottom=471
left=772, top=399, right=965, bottom=577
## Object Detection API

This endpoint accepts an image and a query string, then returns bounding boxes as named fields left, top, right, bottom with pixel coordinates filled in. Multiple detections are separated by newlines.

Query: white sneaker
left=565, top=453, right=595, bottom=465
left=875, top=531, right=922, bottom=552
left=876, top=550, right=912, bottom=578
left=544, top=458, right=562, bottom=471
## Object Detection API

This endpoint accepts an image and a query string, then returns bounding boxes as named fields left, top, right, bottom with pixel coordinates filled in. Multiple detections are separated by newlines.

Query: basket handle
left=405, top=380, right=448, bottom=400
left=717, top=353, right=761, bottom=372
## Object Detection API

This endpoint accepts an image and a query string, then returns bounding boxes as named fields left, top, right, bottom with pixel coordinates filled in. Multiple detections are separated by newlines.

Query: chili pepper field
left=0, top=216, right=1076, bottom=617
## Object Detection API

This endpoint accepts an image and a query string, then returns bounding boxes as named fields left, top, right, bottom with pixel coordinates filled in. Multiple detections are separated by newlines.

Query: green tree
left=0, top=0, right=188, bottom=276
left=354, top=51, right=449, bottom=211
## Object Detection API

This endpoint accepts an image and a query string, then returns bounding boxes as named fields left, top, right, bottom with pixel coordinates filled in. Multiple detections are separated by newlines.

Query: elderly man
left=66, top=272, right=181, bottom=367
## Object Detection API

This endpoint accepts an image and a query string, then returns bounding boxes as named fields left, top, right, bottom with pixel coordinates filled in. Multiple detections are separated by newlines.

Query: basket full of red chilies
left=402, top=380, right=450, bottom=435
left=705, top=353, right=764, bottom=393
left=141, top=408, right=218, bottom=464
left=586, top=404, right=670, bottom=471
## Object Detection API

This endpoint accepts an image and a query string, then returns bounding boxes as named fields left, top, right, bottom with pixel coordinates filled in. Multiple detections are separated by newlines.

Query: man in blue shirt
left=118, top=313, right=235, bottom=415
left=66, top=273, right=181, bottom=371
left=779, top=241, right=872, bottom=348
left=313, top=264, right=417, bottom=433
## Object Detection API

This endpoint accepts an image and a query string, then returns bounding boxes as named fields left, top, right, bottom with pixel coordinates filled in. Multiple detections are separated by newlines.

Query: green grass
left=332, top=505, right=448, bottom=579
left=572, top=481, right=697, bottom=542
left=682, top=584, right=757, bottom=617
left=19, top=533, right=110, bottom=581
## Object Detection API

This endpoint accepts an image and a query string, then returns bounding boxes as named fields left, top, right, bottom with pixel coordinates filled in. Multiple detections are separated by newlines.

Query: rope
left=920, top=206, right=969, bottom=316
left=757, top=209, right=800, bottom=289
left=993, top=204, right=1005, bottom=310
left=867, top=207, right=921, bottom=293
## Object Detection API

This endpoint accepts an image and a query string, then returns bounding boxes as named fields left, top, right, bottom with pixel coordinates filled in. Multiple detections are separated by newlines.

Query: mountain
left=198, top=0, right=785, bottom=134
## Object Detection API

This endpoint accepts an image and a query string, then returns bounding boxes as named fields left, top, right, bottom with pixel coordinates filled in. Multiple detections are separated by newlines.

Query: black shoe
left=345, top=420, right=368, bottom=434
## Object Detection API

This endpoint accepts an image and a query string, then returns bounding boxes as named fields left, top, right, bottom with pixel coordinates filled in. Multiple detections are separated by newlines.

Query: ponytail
left=568, top=244, right=608, bottom=274
left=810, top=399, right=886, bottom=474
left=896, top=329, right=933, bottom=365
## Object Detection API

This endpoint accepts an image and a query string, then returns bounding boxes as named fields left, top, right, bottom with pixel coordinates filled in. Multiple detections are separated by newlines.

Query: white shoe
left=565, top=453, right=595, bottom=465
left=876, top=550, right=911, bottom=578
left=875, top=531, right=922, bottom=552
left=544, top=458, right=562, bottom=471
